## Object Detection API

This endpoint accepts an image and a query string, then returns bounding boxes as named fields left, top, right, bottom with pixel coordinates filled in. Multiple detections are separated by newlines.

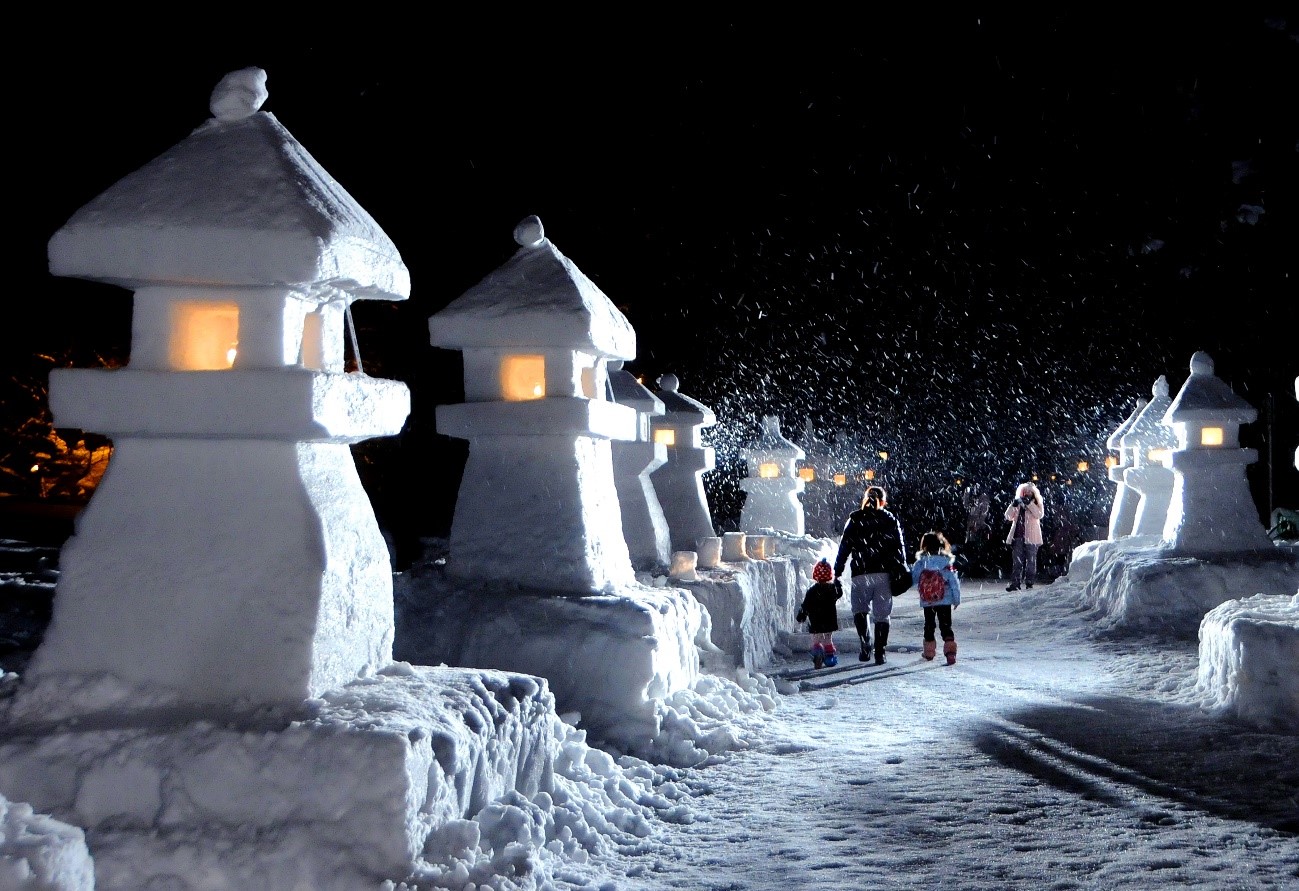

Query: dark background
left=5, top=13, right=1297, bottom=567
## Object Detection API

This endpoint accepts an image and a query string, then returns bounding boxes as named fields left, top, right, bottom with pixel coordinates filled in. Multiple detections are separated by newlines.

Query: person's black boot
left=874, top=622, right=889, bottom=665
left=854, top=612, right=871, bottom=660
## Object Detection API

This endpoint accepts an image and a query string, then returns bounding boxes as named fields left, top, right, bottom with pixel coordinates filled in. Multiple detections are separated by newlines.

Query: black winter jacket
left=796, top=581, right=843, bottom=633
left=833, top=507, right=908, bottom=578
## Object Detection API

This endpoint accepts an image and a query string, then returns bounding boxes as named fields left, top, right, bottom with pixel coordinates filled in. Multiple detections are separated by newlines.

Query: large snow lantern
left=739, top=415, right=806, bottom=536
left=1121, top=376, right=1178, bottom=538
left=607, top=360, right=672, bottom=571
left=28, top=68, right=411, bottom=714
left=429, top=216, right=638, bottom=593
left=1160, top=351, right=1273, bottom=554
left=649, top=373, right=718, bottom=552
left=1105, top=397, right=1147, bottom=540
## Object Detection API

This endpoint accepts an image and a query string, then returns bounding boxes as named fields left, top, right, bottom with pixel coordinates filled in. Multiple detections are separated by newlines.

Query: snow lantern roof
left=654, top=374, right=715, bottom=426
left=428, top=216, right=635, bottom=358
left=748, top=415, right=805, bottom=458
left=1121, top=376, right=1177, bottom=450
left=1164, top=352, right=1257, bottom=425
left=608, top=360, right=664, bottom=416
left=47, top=68, right=410, bottom=301
left=1106, top=398, right=1147, bottom=450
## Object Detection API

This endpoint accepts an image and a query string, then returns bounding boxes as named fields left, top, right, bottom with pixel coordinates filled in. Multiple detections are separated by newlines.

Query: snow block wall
left=0, top=666, right=562, bottom=889
left=1195, top=593, right=1299, bottom=732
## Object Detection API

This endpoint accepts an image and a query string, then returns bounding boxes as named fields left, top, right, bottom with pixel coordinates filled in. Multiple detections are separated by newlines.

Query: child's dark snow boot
left=944, top=639, right=957, bottom=665
left=824, top=643, right=838, bottom=667
left=812, top=643, right=825, bottom=669
left=874, top=622, right=889, bottom=665
left=922, top=639, right=937, bottom=661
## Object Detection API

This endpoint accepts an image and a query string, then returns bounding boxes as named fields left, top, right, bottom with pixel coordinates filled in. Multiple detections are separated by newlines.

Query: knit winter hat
left=812, top=559, right=833, bottom=583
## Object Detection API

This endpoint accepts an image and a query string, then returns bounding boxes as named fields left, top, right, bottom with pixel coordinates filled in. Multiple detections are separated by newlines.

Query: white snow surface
left=3, top=539, right=1297, bottom=890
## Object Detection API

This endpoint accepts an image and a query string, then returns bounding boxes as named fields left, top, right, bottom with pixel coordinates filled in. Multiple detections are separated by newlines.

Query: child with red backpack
left=911, top=531, right=962, bottom=665
left=797, top=559, right=843, bottom=668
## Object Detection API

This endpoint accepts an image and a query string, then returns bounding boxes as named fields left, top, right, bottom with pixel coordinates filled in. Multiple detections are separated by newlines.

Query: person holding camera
left=1003, top=482, right=1044, bottom=591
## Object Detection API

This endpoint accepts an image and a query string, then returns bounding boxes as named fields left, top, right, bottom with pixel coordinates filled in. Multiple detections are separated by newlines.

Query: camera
left=1013, top=496, right=1026, bottom=507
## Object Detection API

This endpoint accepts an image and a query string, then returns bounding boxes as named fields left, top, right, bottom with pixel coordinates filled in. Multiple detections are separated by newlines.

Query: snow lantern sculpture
left=30, top=68, right=411, bottom=710
left=796, top=418, right=838, bottom=538
left=1105, top=397, right=1147, bottom=540
left=607, top=360, right=672, bottom=571
left=1121, top=375, right=1178, bottom=537
left=650, top=373, right=718, bottom=552
left=1160, top=352, right=1273, bottom=554
left=429, top=216, right=638, bottom=593
left=740, top=415, right=806, bottom=536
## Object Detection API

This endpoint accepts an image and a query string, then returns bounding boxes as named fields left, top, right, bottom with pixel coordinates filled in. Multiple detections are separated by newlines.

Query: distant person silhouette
left=1004, top=482, right=1044, bottom=591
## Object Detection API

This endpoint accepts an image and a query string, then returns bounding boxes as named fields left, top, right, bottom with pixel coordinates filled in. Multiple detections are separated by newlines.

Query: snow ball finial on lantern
left=1152, top=375, right=1169, bottom=399
left=658, top=373, right=680, bottom=393
left=210, top=67, right=269, bottom=122
left=1189, top=351, right=1214, bottom=376
left=513, top=215, right=545, bottom=248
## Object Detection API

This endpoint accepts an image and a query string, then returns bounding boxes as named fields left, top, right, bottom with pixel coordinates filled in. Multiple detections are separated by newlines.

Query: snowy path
left=603, top=581, right=1299, bottom=890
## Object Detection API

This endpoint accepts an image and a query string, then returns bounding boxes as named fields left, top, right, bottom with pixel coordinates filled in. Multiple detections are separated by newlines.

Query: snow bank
left=1082, top=539, right=1299, bottom=639
left=0, top=794, right=94, bottom=891
left=1195, top=592, right=1299, bottom=731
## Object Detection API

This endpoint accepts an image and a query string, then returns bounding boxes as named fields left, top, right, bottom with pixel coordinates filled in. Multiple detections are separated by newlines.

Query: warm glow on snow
left=169, top=302, right=238, bottom=370
left=500, top=354, right=545, bottom=400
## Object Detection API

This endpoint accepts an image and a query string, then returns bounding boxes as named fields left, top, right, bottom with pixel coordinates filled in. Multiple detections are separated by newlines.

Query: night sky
left=8, top=13, right=1298, bottom=554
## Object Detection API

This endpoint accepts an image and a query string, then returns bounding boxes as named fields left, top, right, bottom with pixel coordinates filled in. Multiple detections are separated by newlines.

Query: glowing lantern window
left=501, top=355, right=545, bottom=401
left=758, top=462, right=780, bottom=479
left=864, top=469, right=876, bottom=481
left=1148, top=448, right=1171, bottom=464
left=878, top=451, right=889, bottom=461
left=170, top=302, right=239, bottom=370
left=1105, top=456, right=1118, bottom=469
left=1200, top=427, right=1224, bottom=446
left=833, top=473, right=847, bottom=486
left=1077, top=461, right=1089, bottom=472
left=798, top=467, right=815, bottom=482
left=654, top=428, right=676, bottom=446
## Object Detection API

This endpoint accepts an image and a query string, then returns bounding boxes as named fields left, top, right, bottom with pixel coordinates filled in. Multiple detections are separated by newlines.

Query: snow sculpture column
left=650, top=374, right=718, bottom=552
left=1160, top=352, right=1273, bottom=554
left=739, top=415, right=806, bottom=536
left=26, top=68, right=411, bottom=712
left=1106, top=397, right=1147, bottom=539
left=1122, top=376, right=1178, bottom=537
left=607, top=360, right=672, bottom=571
left=429, top=216, right=638, bottom=593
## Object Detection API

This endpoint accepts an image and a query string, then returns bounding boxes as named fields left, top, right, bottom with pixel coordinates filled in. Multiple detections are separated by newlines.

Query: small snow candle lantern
left=834, top=473, right=847, bottom=486
left=1077, top=460, right=1089, bottom=473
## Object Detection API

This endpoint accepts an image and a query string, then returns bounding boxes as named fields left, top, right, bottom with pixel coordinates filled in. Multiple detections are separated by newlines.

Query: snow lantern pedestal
left=650, top=374, right=718, bottom=552
left=421, top=218, right=705, bottom=748
left=1082, top=355, right=1298, bottom=639
left=739, top=415, right=806, bottom=538
left=0, top=69, right=572, bottom=889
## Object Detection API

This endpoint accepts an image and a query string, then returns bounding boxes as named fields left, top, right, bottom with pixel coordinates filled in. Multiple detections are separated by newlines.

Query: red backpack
left=918, top=567, right=947, bottom=604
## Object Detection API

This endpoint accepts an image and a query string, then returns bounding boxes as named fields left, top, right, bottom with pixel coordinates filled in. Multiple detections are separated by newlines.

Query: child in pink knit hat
left=797, top=559, right=843, bottom=668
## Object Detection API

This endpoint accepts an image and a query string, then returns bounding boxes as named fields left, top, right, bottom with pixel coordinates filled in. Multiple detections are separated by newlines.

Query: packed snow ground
left=4, top=544, right=1296, bottom=889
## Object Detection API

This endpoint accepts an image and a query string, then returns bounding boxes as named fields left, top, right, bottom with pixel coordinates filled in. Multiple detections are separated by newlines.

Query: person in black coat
left=797, top=559, right=843, bottom=668
left=833, top=485, right=908, bottom=664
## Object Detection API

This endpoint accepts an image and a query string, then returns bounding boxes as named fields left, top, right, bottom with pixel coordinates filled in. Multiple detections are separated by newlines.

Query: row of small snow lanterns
left=795, top=452, right=888, bottom=485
